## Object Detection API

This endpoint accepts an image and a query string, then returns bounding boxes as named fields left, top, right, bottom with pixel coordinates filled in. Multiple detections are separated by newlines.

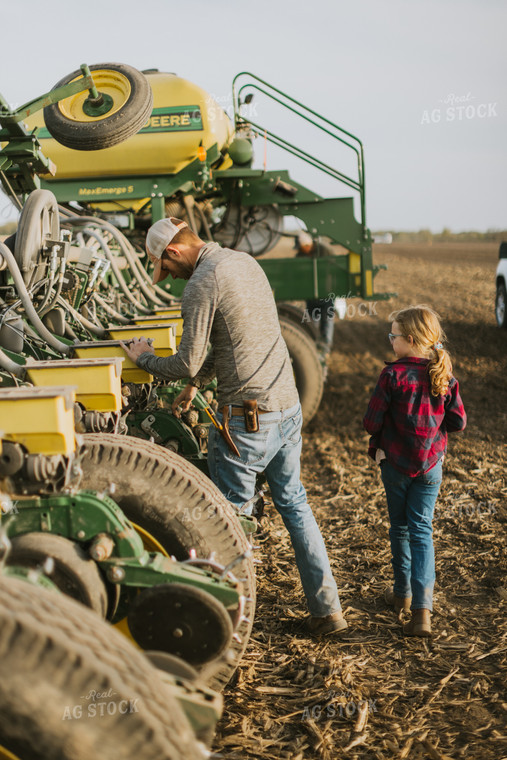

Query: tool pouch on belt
left=243, top=400, right=259, bottom=433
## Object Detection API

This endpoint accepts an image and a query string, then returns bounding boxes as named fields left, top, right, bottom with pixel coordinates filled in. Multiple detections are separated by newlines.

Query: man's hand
left=119, top=337, right=155, bottom=362
left=172, top=383, right=198, bottom=417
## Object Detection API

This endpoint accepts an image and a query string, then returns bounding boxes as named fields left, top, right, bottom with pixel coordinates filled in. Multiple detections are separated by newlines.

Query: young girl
left=363, top=305, right=466, bottom=637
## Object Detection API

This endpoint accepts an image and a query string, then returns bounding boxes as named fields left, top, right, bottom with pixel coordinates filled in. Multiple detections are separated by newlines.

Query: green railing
left=232, top=72, right=367, bottom=230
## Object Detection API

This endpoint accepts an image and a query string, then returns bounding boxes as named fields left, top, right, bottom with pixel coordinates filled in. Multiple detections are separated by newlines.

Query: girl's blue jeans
left=380, top=458, right=443, bottom=610
left=208, top=402, right=341, bottom=618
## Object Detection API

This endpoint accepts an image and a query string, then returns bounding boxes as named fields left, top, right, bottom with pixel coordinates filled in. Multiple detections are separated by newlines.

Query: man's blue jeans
left=380, top=458, right=443, bottom=610
left=208, top=402, right=341, bottom=617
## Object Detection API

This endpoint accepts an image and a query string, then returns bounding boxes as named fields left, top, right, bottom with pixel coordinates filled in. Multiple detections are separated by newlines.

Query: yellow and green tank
left=24, top=70, right=236, bottom=211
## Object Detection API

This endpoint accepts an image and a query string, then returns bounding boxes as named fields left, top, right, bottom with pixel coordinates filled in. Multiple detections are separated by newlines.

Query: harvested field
left=214, top=243, right=507, bottom=759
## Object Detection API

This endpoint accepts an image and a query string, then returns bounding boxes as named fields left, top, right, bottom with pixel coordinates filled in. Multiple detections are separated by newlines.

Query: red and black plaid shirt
left=363, top=357, right=466, bottom=476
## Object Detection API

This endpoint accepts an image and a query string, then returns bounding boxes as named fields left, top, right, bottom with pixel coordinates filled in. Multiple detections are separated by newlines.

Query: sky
left=1, top=0, right=505, bottom=232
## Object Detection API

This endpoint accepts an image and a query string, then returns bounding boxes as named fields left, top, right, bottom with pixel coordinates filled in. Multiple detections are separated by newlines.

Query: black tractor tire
left=277, top=302, right=321, bottom=343
left=279, top=316, right=324, bottom=425
left=0, top=575, right=202, bottom=760
left=44, top=63, right=153, bottom=151
left=76, top=433, right=256, bottom=691
left=495, top=280, right=507, bottom=328
left=7, top=531, right=108, bottom=617
left=14, top=189, right=59, bottom=286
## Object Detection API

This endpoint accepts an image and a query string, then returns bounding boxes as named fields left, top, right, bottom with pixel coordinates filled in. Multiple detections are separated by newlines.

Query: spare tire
left=44, top=63, right=153, bottom=151
left=279, top=316, right=324, bottom=425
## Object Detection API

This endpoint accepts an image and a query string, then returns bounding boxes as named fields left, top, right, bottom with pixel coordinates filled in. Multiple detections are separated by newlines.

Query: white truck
left=496, top=243, right=507, bottom=328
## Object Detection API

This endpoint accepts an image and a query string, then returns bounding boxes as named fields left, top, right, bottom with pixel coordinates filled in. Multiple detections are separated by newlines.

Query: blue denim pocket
left=283, top=409, right=303, bottom=445
left=222, top=422, right=271, bottom=465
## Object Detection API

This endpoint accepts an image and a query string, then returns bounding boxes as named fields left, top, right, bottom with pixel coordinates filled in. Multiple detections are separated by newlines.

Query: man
left=121, top=217, right=347, bottom=635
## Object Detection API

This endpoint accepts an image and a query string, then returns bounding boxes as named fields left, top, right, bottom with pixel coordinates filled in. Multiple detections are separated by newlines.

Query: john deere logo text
left=140, top=107, right=203, bottom=132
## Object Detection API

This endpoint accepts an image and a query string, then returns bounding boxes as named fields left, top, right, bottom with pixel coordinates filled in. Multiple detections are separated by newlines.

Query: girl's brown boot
left=384, top=586, right=411, bottom=619
left=403, top=608, right=432, bottom=637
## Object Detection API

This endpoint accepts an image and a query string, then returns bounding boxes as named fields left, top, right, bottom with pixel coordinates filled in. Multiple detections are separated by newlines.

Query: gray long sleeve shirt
left=137, top=242, right=299, bottom=410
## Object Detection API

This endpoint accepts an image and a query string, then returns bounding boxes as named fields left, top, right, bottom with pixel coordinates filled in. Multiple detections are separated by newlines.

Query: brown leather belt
left=229, top=406, right=271, bottom=416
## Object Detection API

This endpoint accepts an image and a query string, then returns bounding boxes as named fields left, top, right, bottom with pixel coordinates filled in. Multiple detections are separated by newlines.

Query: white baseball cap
left=146, top=218, right=188, bottom=283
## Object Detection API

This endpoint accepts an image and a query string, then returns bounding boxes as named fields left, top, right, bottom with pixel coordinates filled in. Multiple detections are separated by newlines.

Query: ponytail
left=427, top=344, right=453, bottom=397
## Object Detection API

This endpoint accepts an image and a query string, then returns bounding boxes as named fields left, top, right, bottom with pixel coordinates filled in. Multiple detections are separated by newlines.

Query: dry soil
left=213, top=242, right=507, bottom=760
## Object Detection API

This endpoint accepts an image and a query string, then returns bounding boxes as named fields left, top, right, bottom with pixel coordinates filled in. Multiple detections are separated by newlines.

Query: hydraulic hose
left=80, top=228, right=152, bottom=315
left=0, top=346, right=24, bottom=377
left=63, top=215, right=176, bottom=304
left=182, top=195, right=199, bottom=235
left=64, top=322, right=79, bottom=341
left=94, top=293, right=131, bottom=324
left=0, top=277, right=49, bottom=330
left=57, top=204, right=74, bottom=218
left=56, top=296, right=106, bottom=338
left=195, top=201, right=213, bottom=241
left=40, top=257, right=67, bottom=318
left=0, top=242, right=70, bottom=355
left=81, top=299, right=102, bottom=328
left=125, top=241, right=177, bottom=304
left=99, top=224, right=168, bottom=307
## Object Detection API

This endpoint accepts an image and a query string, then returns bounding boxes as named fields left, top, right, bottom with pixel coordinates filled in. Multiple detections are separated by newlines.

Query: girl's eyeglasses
left=388, top=333, right=403, bottom=342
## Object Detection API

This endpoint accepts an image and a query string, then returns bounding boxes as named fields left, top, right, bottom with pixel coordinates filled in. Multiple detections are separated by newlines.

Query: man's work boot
left=384, top=586, right=412, bottom=619
left=403, top=608, right=432, bottom=637
left=307, top=611, right=348, bottom=637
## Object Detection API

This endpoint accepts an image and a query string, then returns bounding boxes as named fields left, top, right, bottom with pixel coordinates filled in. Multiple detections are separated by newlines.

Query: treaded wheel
left=277, top=302, right=321, bottom=343
left=14, top=189, right=59, bottom=287
left=43, top=63, right=153, bottom=151
left=7, top=532, right=108, bottom=617
left=76, top=433, right=256, bottom=691
left=0, top=575, right=202, bottom=760
left=128, top=583, right=233, bottom=665
left=279, top=316, right=324, bottom=425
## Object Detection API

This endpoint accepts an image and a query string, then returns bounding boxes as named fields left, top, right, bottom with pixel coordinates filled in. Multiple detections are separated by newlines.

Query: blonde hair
left=389, top=304, right=453, bottom=396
